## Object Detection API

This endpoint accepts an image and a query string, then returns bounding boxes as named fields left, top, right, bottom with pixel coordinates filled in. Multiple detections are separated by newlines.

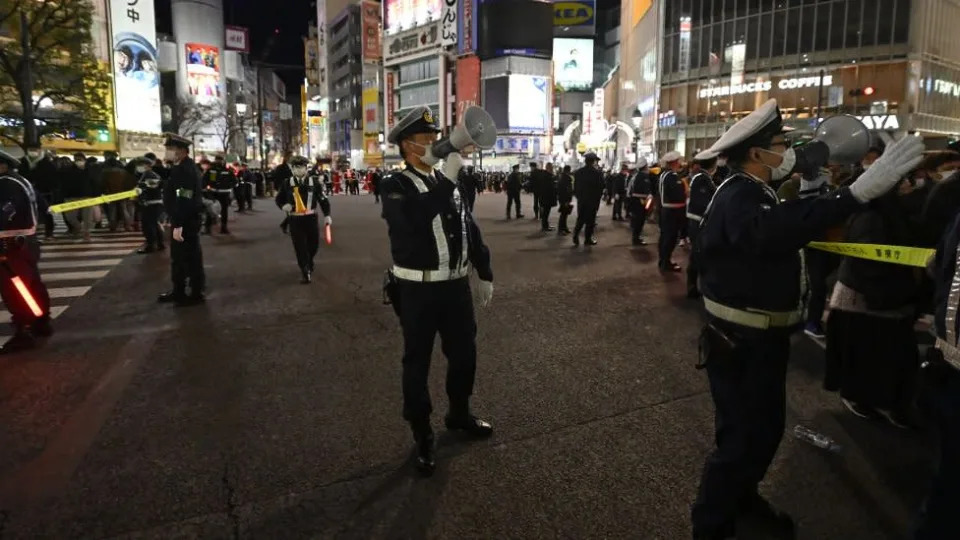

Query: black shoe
left=632, top=238, right=647, bottom=246
left=444, top=414, right=493, bottom=439
left=157, top=291, right=186, bottom=303
left=558, top=229, right=570, bottom=236
left=220, top=228, right=230, bottom=235
left=660, top=262, right=682, bottom=273
left=137, top=246, right=156, bottom=254
left=280, top=224, right=288, bottom=234
left=572, top=235, right=580, bottom=247
left=585, top=238, right=598, bottom=246
left=517, top=214, right=525, bottom=219
left=175, top=294, right=205, bottom=307
left=1, top=331, right=36, bottom=354
left=32, top=316, right=53, bottom=338
left=413, top=427, right=436, bottom=476
left=300, top=270, right=312, bottom=284
left=738, top=494, right=795, bottom=538
left=541, top=226, right=556, bottom=232
left=693, top=522, right=736, bottom=540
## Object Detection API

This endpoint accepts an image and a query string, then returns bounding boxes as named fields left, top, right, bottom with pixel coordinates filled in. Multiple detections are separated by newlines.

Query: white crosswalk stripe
left=0, top=214, right=147, bottom=343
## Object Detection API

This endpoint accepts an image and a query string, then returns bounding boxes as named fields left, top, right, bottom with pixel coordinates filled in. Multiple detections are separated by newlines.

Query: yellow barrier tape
left=807, top=241, right=935, bottom=268
left=48, top=189, right=139, bottom=213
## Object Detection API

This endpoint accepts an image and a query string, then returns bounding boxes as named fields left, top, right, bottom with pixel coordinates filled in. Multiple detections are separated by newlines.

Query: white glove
left=324, top=216, right=332, bottom=225
left=477, top=280, right=493, bottom=308
left=441, top=152, right=464, bottom=183
left=135, top=187, right=143, bottom=195
left=798, top=172, right=828, bottom=199
left=172, top=227, right=184, bottom=242
left=849, top=135, right=924, bottom=203
left=281, top=204, right=292, bottom=213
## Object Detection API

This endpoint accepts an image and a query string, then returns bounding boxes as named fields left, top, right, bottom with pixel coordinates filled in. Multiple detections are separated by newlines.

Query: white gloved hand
left=849, top=135, right=924, bottom=203
left=281, top=203, right=292, bottom=213
left=324, top=216, right=332, bottom=225
left=798, top=171, right=828, bottom=199
left=135, top=187, right=143, bottom=195
left=172, top=227, right=184, bottom=242
left=441, top=152, right=464, bottom=183
left=477, top=280, right=493, bottom=308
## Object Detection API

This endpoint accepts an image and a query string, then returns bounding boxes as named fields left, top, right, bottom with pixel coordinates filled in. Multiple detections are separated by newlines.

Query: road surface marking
left=42, top=249, right=136, bottom=259
left=39, top=259, right=124, bottom=270
left=41, top=242, right=143, bottom=250
left=0, top=306, right=68, bottom=324
left=41, top=270, right=110, bottom=282
left=47, top=286, right=92, bottom=299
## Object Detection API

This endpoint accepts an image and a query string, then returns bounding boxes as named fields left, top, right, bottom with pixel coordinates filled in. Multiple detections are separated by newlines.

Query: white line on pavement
left=0, top=306, right=68, bottom=324
left=39, top=259, right=123, bottom=270
left=41, top=242, right=143, bottom=251
left=41, top=270, right=110, bottom=282
left=41, top=250, right=135, bottom=259
left=47, top=286, right=91, bottom=299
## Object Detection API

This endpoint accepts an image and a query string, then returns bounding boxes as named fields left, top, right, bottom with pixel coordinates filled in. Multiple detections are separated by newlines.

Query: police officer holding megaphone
left=379, top=106, right=496, bottom=476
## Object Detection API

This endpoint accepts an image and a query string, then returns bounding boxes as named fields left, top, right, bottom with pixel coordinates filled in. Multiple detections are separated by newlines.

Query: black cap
left=290, top=155, right=310, bottom=167
left=387, top=106, right=441, bottom=145
left=163, top=133, right=192, bottom=149
left=144, top=152, right=157, bottom=161
left=584, top=152, right=599, bottom=163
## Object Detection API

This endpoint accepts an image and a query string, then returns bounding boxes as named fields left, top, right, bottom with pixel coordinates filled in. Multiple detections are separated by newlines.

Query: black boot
left=300, top=269, right=312, bottom=284
left=175, top=293, right=206, bottom=307
left=444, top=409, right=493, bottom=439
left=158, top=290, right=186, bottom=303
left=32, top=316, right=53, bottom=338
left=411, top=423, right=436, bottom=476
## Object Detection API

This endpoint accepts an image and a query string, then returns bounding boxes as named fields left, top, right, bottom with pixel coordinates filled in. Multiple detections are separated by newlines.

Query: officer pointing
left=689, top=99, right=923, bottom=539
left=380, top=107, right=494, bottom=476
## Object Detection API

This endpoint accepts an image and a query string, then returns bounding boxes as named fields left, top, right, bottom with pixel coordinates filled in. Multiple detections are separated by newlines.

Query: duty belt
left=142, top=200, right=164, bottom=206
left=392, top=264, right=471, bottom=282
left=662, top=202, right=685, bottom=208
left=703, top=297, right=802, bottom=330
left=215, top=189, right=234, bottom=193
left=935, top=338, right=960, bottom=371
left=686, top=212, right=703, bottom=222
left=0, top=226, right=36, bottom=238
left=176, top=188, right=194, bottom=199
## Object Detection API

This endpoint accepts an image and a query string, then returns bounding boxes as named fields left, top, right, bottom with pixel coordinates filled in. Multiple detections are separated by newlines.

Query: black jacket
left=0, top=172, right=40, bottom=237
left=381, top=166, right=492, bottom=281
left=699, top=172, right=862, bottom=318
left=613, top=173, right=628, bottom=196
left=531, top=169, right=557, bottom=207
left=557, top=172, right=574, bottom=204
left=934, top=211, right=960, bottom=339
left=62, top=164, right=94, bottom=199
left=687, top=171, right=717, bottom=219
left=659, top=170, right=686, bottom=208
left=163, top=158, right=203, bottom=228
left=275, top=174, right=331, bottom=216
left=627, top=171, right=652, bottom=206
left=573, top=166, right=604, bottom=206
left=137, top=169, right=164, bottom=205
left=506, top=172, right=523, bottom=194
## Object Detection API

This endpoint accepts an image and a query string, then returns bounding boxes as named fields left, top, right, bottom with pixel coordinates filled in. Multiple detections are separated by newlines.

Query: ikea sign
left=554, top=1, right=595, bottom=29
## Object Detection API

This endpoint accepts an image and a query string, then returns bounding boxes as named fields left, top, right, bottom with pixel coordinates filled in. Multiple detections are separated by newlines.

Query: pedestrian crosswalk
left=0, top=216, right=145, bottom=342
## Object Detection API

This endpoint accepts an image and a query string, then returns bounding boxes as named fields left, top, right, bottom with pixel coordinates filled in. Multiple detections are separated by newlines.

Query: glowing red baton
left=644, top=196, right=653, bottom=211
left=325, top=223, right=333, bottom=245
left=11, top=275, right=43, bottom=317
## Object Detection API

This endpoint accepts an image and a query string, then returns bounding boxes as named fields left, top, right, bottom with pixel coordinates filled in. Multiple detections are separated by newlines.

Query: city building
left=328, top=2, right=364, bottom=161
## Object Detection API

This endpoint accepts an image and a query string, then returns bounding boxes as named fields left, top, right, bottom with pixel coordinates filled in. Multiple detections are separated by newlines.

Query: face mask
left=758, top=147, right=796, bottom=181
left=861, top=161, right=872, bottom=171
left=75, top=161, right=85, bottom=169
left=716, top=158, right=727, bottom=168
left=164, top=149, right=177, bottom=162
left=136, top=166, right=149, bottom=174
left=27, top=150, right=41, bottom=159
left=292, top=166, right=308, bottom=177
left=913, top=177, right=927, bottom=189
left=937, top=169, right=957, bottom=181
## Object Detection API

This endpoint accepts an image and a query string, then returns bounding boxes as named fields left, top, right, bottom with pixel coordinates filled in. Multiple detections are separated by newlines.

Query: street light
left=631, top=107, right=643, bottom=129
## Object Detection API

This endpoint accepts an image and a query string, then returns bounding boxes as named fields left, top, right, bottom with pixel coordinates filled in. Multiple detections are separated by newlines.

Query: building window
left=829, top=2, right=845, bottom=50
left=844, top=0, right=863, bottom=50
left=877, top=0, right=895, bottom=45
left=772, top=9, right=786, bottom=58
left=893, top=0, right=911, bottom=44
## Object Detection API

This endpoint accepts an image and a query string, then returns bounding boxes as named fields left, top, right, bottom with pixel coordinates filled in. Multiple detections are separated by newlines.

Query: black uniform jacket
left=613, top=173, right=628, bottom=197
left=506, top=172, right=523, bottom=194
left=0, top=172, right=39, bottom=237
left=659, top=170, right=686, bottom=208
left=628, top=171, right=652, bottom=203
left=934, top=211, right=960, bottom=339
left=698, top=171, right=861, bottom=315
left=381, top=165, right=493, bottom=282
left=137, top=170, right=164, bottom=205
left=687, top=171, right=717, bottom=219
left=275, top=175, right=331, bottom=216
left=573, top=166, right=603, bottom=206
left=532, top=169, right=557, bottom=207
left=163, top=159, right=203, bottom=228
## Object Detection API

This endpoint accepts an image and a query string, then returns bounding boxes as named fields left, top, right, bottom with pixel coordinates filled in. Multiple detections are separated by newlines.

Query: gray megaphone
left=793, top=115, right=871, bottom=176
left=423, top=106, right=498, bottom=166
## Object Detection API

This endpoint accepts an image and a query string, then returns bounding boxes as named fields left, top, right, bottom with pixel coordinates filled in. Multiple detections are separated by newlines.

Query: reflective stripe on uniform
left=946, top=239, right=960, bottom=346
left=686, top=212, right=703, bottom=222
left=662, top=202, right=685, bottom=208
left=0, top=227, right=36, bottom=238
left=392, top=265, right=471, bottom=282
left=703, top=296, right=802, bottom=330
left=403, top=170, right=450, bottom=269
left=142, top=200, right=164, bottom=206
left=935, top=338, right=960, bottom=371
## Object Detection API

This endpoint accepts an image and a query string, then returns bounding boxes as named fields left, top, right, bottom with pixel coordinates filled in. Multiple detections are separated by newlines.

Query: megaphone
left=793, top=115, right=870, bottom=177
left=423, top=106, right=497, bottom=166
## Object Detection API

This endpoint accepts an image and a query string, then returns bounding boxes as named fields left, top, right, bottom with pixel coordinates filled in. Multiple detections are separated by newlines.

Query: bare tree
left=0, top=0, right=112, bottom=150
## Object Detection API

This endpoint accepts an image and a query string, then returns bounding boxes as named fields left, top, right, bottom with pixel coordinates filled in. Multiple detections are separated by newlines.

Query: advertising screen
left=508, top=75, right=548, bottom=133
left=553, top=38, right=593, bottom=90
left=385, top=0, right=442, bottom=34
left=479, top=0, right=553, bottom=59
left=185, top=43, right=221, bottom=100
left=109, top=0, right=161, bottom=133
left=482, top=77, right=508, bottom=132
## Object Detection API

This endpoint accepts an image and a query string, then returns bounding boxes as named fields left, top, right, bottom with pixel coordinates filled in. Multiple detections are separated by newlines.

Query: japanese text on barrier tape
left=807, top=241, right=935, bottom=268
left=48, top=189, right=139, bottom=213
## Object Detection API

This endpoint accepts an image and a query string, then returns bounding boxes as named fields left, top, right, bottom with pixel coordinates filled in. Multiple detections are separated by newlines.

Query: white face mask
left=164, top=149, right=177, bottom=162
left=75, top=161, right=85, bottom=169
left=913, top=177, right=927, bottom=189
left=716, top=158, right=727, bottom=168
left=136, top=166, right=149, bottom=174
left=758, top=147, right=796, bottom=181
left=27, top=150, right=41, bottom=159
left=937, top=169, right=957, bottom=181
left=292, top=166, right=308, bottom=177
left=861, top=161, right=873, bottom=171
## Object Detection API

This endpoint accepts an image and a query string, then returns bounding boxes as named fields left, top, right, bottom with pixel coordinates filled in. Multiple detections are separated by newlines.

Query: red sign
left=386, top=71, right=396, bottom=130
left=361, top=1, right=382, bottom=63
left=455, top=55, right=480, bottom=124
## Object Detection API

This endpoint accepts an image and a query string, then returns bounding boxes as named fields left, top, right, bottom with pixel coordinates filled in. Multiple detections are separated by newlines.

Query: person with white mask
left=274, top=155, right=331, bottom=284
left=157, top=134, right=205, bottom=306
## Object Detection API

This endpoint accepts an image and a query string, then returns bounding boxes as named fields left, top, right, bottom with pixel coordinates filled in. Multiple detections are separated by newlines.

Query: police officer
left=572, top=153, right=604, bottom=246
left=235, top=162, right=254, bottom=212
left=0, top=151, right=52, bottom=353
left=505, top=164, right=523, bottom=219
left=612, top=164, right=629, bottom=221
left=626, top=157, right=653, bottom=246
left=158, top=134, right=206, bottom=306
left=531, top=162, right=557, bottom=232
left=275, top=156, right=331, bottom=284
left=381, top=106, right=494, bottom=476
left=919, top=209, right=960, bottom=539
left=556, top=164, right=574, bottom=236
left=210, top=157, right=236, bottom=234
left=685, top=156, right=719, bottom=298
left=133, top=156, right=165, bottom=254
left=458, top=165, right=479, bottom=212
left=690, top=99, right=923, bottom=539
left=658, top=151, right=686, bottom=272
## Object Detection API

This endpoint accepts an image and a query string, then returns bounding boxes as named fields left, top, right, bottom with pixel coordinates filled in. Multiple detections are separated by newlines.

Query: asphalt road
left=0, top=192, right=937, bottom=539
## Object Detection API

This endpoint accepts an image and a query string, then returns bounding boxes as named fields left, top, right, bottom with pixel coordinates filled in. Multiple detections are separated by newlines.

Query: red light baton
left=325, top=223, right=333, bottom=245
left=645, top=196, right=653, bottom=211
left=11, top=275, right=43, bottom=317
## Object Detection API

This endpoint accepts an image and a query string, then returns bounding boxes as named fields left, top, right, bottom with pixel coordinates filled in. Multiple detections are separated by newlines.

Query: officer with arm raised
left=380, top=107, right=494, bottom=477
left=690, top=99, right=923, bottom=539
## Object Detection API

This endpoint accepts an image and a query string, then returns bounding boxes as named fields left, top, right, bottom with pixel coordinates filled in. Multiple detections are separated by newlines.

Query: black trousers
left=38, top=192, right=55, bottom=237
left=141, top=204, right=164, bottom=249
left=533, top=192, right=540, bottom=217
left=804, top=248, right=840, bottom=326
left=629, top=200, right=647, bottom=241
left=573, top=202, right=599, bottom=240
left=235, top=184, right=253, bottom=211
left=398, top=277, right=477, bottom=423
left=289, top=214, right=319, bottom=272
left=506, top=191, right=521, bottom=217
left=658, top=208, right=685, bottom=268
left=686, top=220, right=702, bottom=293
left=558, top=200, right=572, bottom=231
left=612, top=195, right=624, bottom=219
left=170, top=220, right=205, bottom=296
left=0, top=237, right=50, bottom=327
left=692, top=327, right=790, bottom=534
left=216, top=192, right=231, bottom=231
left=464, top=191, right=476, bottom=213
left=540, top=204, right=553, bottom=230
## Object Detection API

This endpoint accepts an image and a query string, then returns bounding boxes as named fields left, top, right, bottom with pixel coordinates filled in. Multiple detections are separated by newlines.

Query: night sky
left=155, top=0, right=312, bottom=88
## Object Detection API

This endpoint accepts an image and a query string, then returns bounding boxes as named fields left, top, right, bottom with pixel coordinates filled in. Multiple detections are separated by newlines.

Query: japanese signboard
left=109, top=0, right=162, bottom=133
left=361, top=1, right=382, bottom=63
left=441, top=0, right=458, bottom=46
left=384, top=22, right=440, bottom=65
left=457, top=0, right=477, bottom=55
left=362, top=85, right=380, bottom=135
left=455, top=55, right=480, bottom=123
left=225, top=25, right=249, bottom=53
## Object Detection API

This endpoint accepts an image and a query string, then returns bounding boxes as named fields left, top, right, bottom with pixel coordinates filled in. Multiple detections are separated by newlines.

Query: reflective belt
left=392, top=264, right=471, bottom=282
left=630, top=193, right=650, bottom=199
left=215, top=189, right=233, bottom=193
left=662, top=202, right=685, bottom=208
left=0, top=226, right=36, bottom=238
left=703, top=297, right=802, bottom=330
left=686, top=212, right=703, bottom=222
left=176, top=188, right=194, bottom=199
left=142, top=200, right=164, bottom=206
left=935, top=338, right=960, bottom=371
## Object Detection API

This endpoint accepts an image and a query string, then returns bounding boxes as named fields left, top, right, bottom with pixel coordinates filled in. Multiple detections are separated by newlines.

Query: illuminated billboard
left=553, top=38, right=593, bottom=90
left=185, top=43, right=221, bottom=100
left=385, top=0, right=442, bottom=35
left=508, top=75, right=549, bottom=133
left=109, top=0, right=162, bottom=133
